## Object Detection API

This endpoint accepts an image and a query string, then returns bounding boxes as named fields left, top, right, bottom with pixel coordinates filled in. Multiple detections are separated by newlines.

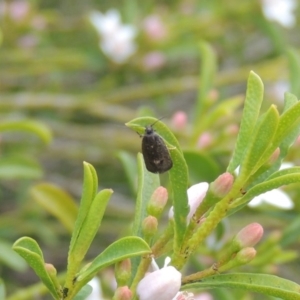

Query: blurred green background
left=1, top=0, right=300, bottom=299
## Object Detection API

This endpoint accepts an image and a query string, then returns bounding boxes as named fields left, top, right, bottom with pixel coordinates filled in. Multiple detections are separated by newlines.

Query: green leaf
left=182, top=273, right=300, bottom=300
left=30, top=183, right=78, bottom=233
left=133, top=153, right=160, bottom=238
left=230, top=171, right=300, bottom=210
left=0, top=155, right=42, bottom=179
left=12, top=237, right=61, bottom=299
left=67, top=189, right=113, bottom=275
left=248, top=93, right=299, bottom=186
left=70, top=162, right=98, bottom=253
left=286, top=47, right=300, bottom=98
left=227, top=71, right=264, bottom=173
left=0, top=120, right=52, bottom=144
left=239, top=105, right=279, bottom=180
left=194, top=40, right=217, bottom=120
left=76, top=237, right=151, bottom=283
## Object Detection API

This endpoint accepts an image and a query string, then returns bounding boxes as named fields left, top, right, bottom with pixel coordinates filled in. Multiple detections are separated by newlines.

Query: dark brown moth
left=141, top=123, right=173, bottom=174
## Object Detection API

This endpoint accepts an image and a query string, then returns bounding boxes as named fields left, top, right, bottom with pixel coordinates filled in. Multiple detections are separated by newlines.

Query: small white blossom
left=137, top=257, right=182, bottom=300
left=261, top=0, right=297, bottom=28
left=89, top=9, right=137, bottom=63
left=169, top=182, right=209, bottom=223
left=173, top=291, right=195, bottom=300
left=86, top=277, right=104, bottom=300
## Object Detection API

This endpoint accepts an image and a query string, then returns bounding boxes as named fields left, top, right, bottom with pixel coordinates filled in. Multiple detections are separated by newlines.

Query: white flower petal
left=249, top=189, right=294, bottom=209
left=262, top=0, right=297, bottom=28
left=86, top=277, right=103, bottom=300
left=169, top=182, right=209, bottom=222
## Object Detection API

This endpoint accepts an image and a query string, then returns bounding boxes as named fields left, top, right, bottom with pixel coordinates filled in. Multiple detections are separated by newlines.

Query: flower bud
left=209, top=172, right=234, bottom=198
left=45, top=263, right=60, bottom=291
left=142, top=216, right=158, bottom=238
left=234, top=223, right=264, bottom=248
left=147, top=186, right=168, bottom=218
left=268, top=148, right=280, bottom=164
left=137, top=257, right=182, bottom=300
left=197, top=132, right=213, bottom=149
left=113, top=286, right=132, bottom=300
left=173, top=291, right=195, bottom=300
left=235, top=247, right=257, bottom=264
left=171, top=111, right=187, bottom=131
left=115, top=259, right=131, bottom=286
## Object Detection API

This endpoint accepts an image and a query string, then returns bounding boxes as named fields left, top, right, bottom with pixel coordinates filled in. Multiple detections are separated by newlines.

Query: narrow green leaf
left=248, top=93, right=299, bottom=186
left=12, top=237, right=60, bottom=299
left=0, top=155, right=42, bottom=179
left=70, top=162, right=98, bottom=253
left=69, top=189, right=113, bottom=264
left=76, top=237, right=151, bottom=283
left=30, top=183, right=78, bottom=233
left=133, top=153, right=160, bottom=237
left=227, top=71, right=264, bottom=173
left=0, top=120, right=52, bottom=144
left=230, top=172, right=300, bottom=210
left=194, top=41, right=217, bottom=120
left=182, top=273, right=300, bottom=300
left=239, top=105, right=279, bottom=179
left=286, top=47, right=300, bottom=98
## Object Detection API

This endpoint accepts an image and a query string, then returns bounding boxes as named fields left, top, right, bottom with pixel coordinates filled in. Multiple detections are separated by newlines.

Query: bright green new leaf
left=133, top=153, right=160, bottom=237
left=239, top=105, right=279, bottom=180
left=70, top=162, right=98, bottom=253
left=0, top=120, right=52, bottom=144
left=227, top=71, right=264, bottom=173
left=76, top=237, right=151, bottom=283
left=182, top=273, right=300, bottom=300
left=12, top=237, right=61, bottom=299
left=30, top=183, right=78, bottom=233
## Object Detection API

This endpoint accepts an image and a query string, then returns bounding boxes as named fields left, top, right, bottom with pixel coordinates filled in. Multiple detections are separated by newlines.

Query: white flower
left=136, top=257, right=182, bottom=300
left=172, top=291, right=195, bottom=300
left=261, top=0, right=297, bottom=28
left=248, top=189, right=294, bottom=209
left=86, top=277, right=104, bottom=300
left=169, top=182, right=209, bottom=223
left=89, top=9, right=137, bottom=63
left=248, top=162, right=294, bottom=209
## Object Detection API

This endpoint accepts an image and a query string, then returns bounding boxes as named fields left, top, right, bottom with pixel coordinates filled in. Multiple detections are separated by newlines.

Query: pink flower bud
left=45, top=263, right=57, bottom=276
left=235, top=247, right=257, bottom=264
left=114, top=286, right=132, bottom=300
left=197, top=132, right=213, bottom=149
left=115, top=259, right=131, bottom=286
left=137, top=257, right=182, bottom=300
left=142, top=216, right=158, bottom=237
left=235, top=223, right=264, bottom=248
left=143, top=15, right=167, bottom=41
left=171, top=111, right=188, bottom=131
left=210, top=172, right=234, bottom=198
left=173, top=291, right=195, bottom=300
left=147, top=186, right=168, bottom=218
left=268, top=148, right=280, bottom=164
